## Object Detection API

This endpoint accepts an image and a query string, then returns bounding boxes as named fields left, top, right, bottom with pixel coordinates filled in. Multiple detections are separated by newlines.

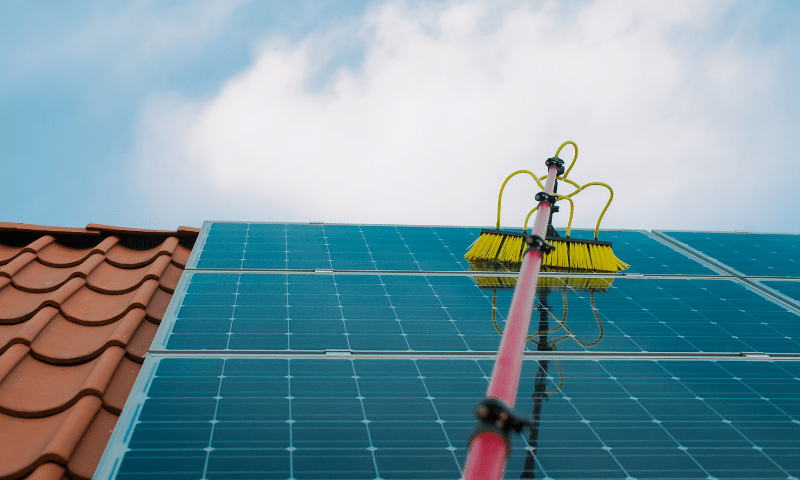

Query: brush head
left=465, top=229, right=629, bottom=272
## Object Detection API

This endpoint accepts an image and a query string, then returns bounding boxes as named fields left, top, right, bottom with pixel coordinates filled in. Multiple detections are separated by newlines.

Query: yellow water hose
left=495, top=170, right=546, bottom=229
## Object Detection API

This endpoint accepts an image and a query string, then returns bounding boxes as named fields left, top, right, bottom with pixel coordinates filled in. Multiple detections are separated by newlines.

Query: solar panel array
left=97, top=223, right=800, bottom=480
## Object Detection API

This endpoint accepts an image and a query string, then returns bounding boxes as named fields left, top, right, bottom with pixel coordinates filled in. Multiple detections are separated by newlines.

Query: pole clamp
left=545, top=157, right=565, bottom=175
left=525, top=235, right=555, bottom=255
left=534, top=191, right=557, bottom=207
left=468, top=397, right=532, bottom=451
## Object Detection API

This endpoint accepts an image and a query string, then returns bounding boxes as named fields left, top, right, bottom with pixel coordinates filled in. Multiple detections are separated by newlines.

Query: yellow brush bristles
left=465, top=233, right=526, bottom=263
left=466, top=232, right=629, bottom=272
left=542, top=241, right=629, bottom=272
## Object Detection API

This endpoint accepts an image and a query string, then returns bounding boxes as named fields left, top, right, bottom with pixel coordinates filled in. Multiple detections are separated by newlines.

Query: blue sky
left=2, top=0, right=799, bottom=233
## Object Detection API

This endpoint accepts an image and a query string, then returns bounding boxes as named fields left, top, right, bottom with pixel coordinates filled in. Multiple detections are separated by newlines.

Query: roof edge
left=85, top=224, right=200, bottom=237
left=0, top=222, right=100, bottom=236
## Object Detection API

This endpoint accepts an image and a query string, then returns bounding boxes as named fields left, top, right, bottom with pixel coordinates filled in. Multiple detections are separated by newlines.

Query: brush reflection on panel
left=476, top=276, right=612, bottom=351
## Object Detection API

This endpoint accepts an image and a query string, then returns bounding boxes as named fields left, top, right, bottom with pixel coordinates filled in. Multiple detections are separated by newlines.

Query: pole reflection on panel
left=474, top=276, right=613, bottom=478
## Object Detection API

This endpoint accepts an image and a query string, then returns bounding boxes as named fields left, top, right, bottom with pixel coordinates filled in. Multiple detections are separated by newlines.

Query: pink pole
left=462, top=165, right=559, bottom=480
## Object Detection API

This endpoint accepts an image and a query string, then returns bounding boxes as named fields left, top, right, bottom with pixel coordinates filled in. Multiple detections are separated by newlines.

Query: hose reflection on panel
left=473, top=275, right=614, bottom=477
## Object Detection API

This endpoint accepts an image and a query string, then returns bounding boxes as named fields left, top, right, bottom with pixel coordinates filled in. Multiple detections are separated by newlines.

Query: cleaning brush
left=465, top=141, right=629, bottom=273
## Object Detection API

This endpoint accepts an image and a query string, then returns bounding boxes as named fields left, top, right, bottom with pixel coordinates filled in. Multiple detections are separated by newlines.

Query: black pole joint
left=468, top=397, right=532, bottom=451
left=525, top=235, right=555, bottom=255
left=545, top=157, right=565, bottom=176
left=534, top=191, right=557, bottom=207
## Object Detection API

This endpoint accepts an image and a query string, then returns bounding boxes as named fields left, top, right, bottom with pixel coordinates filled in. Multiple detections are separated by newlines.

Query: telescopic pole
left=462, top=158, right=562, bottom=480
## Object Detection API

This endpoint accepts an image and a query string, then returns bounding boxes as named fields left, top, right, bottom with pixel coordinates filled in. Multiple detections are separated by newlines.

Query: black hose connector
left=545, top=157, right=565, bottom=176
left=525, top=234, right=555, bottom=255
left=468, top=398, right=532, bottom=452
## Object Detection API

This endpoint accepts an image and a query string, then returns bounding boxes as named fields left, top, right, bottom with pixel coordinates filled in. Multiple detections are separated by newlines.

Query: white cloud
left=136, top=0, right=800, bottom=233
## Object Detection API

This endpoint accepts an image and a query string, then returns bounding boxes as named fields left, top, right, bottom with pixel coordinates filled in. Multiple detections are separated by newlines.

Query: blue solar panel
left=192, top=223, right=718, bottom=275
left=96, top=221, right=800, bottom=480
left=157, top=273, right=800, bottom=355
left=760, top=280, right=800, bottom=305
left=659, top=231, right=800, bottom=277
left=109, top=358, right=800, bottom=480
left=195, top=223, right=478, bottom=272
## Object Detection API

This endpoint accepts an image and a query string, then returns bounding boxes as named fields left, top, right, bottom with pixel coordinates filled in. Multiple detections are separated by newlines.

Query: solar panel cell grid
left=115, top=358, right=800, bottom=480
left=195, top=224, right=717, bottom=275
left=161, top=273, right=800, bottom=355
left=660, top=231, right=800, bottom=277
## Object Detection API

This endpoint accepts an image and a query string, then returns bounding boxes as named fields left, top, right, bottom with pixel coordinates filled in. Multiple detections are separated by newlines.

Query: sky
left=2, top=0, right=799, bottom=234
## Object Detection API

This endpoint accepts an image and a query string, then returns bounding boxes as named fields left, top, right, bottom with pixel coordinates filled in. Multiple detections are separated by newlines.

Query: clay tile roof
left=0, top=222, right=198, bottom=480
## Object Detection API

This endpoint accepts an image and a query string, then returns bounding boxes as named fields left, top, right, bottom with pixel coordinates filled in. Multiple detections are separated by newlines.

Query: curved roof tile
left=66, top=408, right=118, bottom=480
left=102, top=356, right=141, bottom=415
left=60, top=279, right=159, bottom=325
left=0, top=223, right=197, bottom=480
left=23, top=462, right=68, bottom=480
left=36, top=238, right=118, bottom=268
left=0, top=307, right=58, bottom=355
left=145, top=286, right=172, bottom=323
left=126, top=319, right=159, bottom=363
left=171, top=243, right=192, bottom=268
left=105, top=237, right=179, bottom=268
left=0, top=236, right=56, bottom=266
left=31, top=310, right=145, bottom=365
left=86, top=255, right=171, bottom=294
left=0, top=278, right=84, bottom=324
left=0, top=395, right=101, bottom=479
left=0, top=347, right=124, bottom=418
left=12, top=255, right=104, bottom=293
left=159, top=262, right=183, bottom=293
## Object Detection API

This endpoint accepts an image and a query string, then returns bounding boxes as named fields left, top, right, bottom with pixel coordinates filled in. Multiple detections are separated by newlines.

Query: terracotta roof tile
left=101, top=356, right=141, bottom=415
left=36, top=237, right=118, bottom=268
left=0, top=278, right=84, bottom=324
left=66, top=408, right=119, bottom=480
left=0, top=346, right=124, bottom=418
left=159, top=262, right=183, bottom=293
left=23, top=463, right=68, bottom=480
left=0, top=223, right=197, bottom=480
left=0, top=237, right=57, bottom=266
left=0, top=396, right=101, bottom=479
left=31, top=310, right=145, bottom=365
left=11, top=255, right=105, bottom=293
left=86, top=255, right=171, bottom=294
left=0, top=308, right=57, bottom=355
left=126, top=319, right=159, bottom=362
left=171, top=243, right=192, bottom=268
left=145, top=286, right=172, bottom=323
left=60, top=279, right=159, bottom=325
left=105, top=237, right=178, bottom=268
